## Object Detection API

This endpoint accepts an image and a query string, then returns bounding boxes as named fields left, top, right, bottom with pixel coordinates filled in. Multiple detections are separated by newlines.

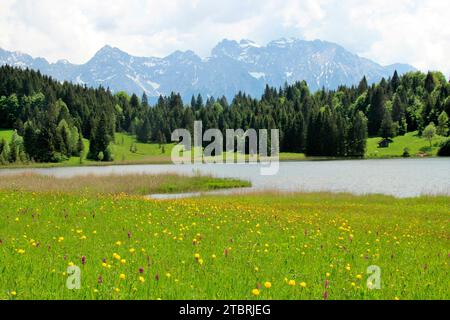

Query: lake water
left=0, top=158, right=449, bottom=198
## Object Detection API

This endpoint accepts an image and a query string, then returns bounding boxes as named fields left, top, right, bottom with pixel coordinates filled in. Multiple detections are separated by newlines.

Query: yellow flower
left=115, top=241, right=122, bottom=246
left=58, top=237, right=64, bottom=242
left=351, top=282, right=356, bottom=287
left=165, top=273, right=171, bottom=278
left=113, top=253, right=121, bottom=260
left=120, top=259, right=126, bottom=265
left=11, top=291, right=17, bottom=296
left=119, top=274, right=126, bottom=280
left=394, top=296, right=400, bottom=300
left=252, top=289, right=260, bottom=296
left=139, top=276, right=145, bottom=283
left=114, top=287, right=120, bottom=293
left=300, top=282, right=307, bottom=288
left=326, top=272, right=331, bottom=278
left=288, top=280, right=296, bottom=286
left=356, top=274, right=363, bottom=280
left=17, top=249, right=25, bottom=254
left=211, top=254, right=217, bottom=259
left=198, top=259, right=204, bottom=265
left=194, top=253, right=201, bottom=259
left=68, top=262, right=75, bottom=267
left=102, top=262, right=108, bottom=268
left=264, top=282, right=272, bottom=289
left=129, top=248, right=135, bottom=254
left=345, top=266, right=351, bottom=271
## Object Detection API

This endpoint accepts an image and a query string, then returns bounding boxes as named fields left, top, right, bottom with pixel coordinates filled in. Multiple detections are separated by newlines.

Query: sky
left=0, top=0, right=449, bottom=74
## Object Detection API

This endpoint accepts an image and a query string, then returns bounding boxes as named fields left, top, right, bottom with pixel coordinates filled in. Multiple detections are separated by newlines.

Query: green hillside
left=366, top=131, right=446, bottom=158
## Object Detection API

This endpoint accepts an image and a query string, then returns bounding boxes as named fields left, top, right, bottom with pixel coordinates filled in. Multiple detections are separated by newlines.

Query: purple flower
left=81, top=256, right=86, bottom=265
left=155, top=273, right=159, bottom=281
left=128, top=231, right=132, bottom=239
left=98, top=275, right=103, bottom=284
left=139, top=267, right=144, bottom=274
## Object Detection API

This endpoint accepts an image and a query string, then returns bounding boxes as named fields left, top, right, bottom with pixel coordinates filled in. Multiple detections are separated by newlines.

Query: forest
left=0, top=65, right=449, bottom=163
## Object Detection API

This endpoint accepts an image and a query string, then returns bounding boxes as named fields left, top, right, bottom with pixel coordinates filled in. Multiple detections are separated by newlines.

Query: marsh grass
left=0, top=173, right=250, bottom=195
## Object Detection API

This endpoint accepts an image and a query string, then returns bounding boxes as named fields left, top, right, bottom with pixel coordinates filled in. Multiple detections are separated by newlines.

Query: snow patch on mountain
left=0, top=38, right=416, bottom=101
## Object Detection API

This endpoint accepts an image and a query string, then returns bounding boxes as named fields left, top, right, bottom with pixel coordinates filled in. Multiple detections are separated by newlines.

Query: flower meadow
left=0, top=191, right=448, bottom=300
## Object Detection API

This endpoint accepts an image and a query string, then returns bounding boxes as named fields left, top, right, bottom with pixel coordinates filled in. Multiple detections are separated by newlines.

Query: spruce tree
left=437, top=111, right=449, bottom=136
left=367, top=86, right=386, bottom=136
left=379, top=109, right=395, bottom=139
left=347, top=112, right=368, bottom=157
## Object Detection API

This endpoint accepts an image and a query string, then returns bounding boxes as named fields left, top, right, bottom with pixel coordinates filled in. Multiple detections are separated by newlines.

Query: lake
left=0, top=158, right=449, bottom=198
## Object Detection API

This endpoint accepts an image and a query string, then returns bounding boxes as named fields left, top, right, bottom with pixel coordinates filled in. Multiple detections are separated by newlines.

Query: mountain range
left=0, top=38, right=416, bottom=101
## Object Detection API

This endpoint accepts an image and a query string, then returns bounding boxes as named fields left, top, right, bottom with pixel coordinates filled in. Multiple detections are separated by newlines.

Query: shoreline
left=0, top=154, right=444, bottom=170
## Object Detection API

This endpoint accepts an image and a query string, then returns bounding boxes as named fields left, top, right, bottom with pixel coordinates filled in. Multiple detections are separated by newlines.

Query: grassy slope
left=0, top=129, right=14, bottom=142
left=0, top=191, right=448, bottom=300
left=366, top=131, right=446, bottom=158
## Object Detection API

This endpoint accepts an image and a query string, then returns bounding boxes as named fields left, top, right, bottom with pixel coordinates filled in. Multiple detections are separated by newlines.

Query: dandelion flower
left=139, top=276, right=145, bottom=283
left=300, top=282, right=307, bottom=288
left=17, top=249, right=25, bottom=254
left=252, top=289, right=260, bottom=296
left=356, top=274, right=362, bottom=280
left=264, top=282, right=272, bottom=289
left=120, top=259, right=126, bottom=265
left=119, top=274, right=126, bottom=280
left=288, top=280, right=296, bottom=286
left=11, top=291, right=17, bottom=296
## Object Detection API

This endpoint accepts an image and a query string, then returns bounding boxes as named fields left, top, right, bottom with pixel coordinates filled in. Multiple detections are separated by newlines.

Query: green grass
left=110, top=133, right=174, bottom=163
left=367, top=131, right=447, bottom=158
left=0, top=129, right=14, bottom=142
left=0, top=191, right=448, bottom=300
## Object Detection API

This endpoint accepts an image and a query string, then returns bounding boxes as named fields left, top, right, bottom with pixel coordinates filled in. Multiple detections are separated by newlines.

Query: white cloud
left=0, top=0, right=449, bottom=74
